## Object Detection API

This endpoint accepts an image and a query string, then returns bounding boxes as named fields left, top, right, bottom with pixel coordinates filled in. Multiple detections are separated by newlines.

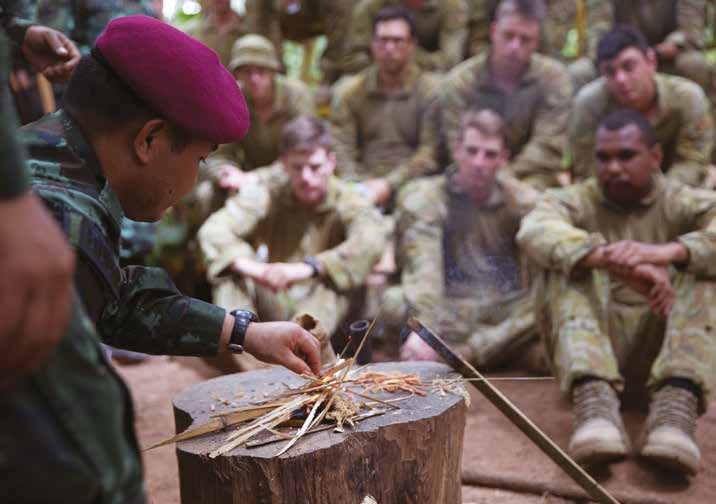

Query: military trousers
left=383, top=285, right=537, bottom=369
left=210, top=276, right=344, bottom=371
left=538, top=269, right=716, bottom=411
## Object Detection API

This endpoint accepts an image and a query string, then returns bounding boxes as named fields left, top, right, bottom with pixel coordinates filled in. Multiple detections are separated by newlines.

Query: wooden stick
left=36, top=74, right=56, bottom=114
left=408, top=318, right=621, bottom=504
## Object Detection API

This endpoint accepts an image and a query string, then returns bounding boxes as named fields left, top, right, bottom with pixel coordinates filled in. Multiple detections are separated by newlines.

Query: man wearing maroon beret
left=3, top=16, right=322, bottom=504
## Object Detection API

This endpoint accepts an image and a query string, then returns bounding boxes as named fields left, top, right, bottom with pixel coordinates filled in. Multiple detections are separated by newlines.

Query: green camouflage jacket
left=439, top=51, right=573, bottom=189
left=569, top=73, right=713, bottom=186
left=330, top=63, right=441, bottom=190
left=395, top=168, right=537, bottom=327
left=342, top=0, right=468, bottom=74
left=517, top=174, right=716, bottom=281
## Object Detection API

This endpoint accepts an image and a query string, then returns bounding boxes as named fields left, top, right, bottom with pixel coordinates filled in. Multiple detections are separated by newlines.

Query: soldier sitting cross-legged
left=517, top=109, right=716, bottom=475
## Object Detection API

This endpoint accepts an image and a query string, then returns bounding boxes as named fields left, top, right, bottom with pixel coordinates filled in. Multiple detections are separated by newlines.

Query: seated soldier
left=583, top=0, right=711, bottom=93
left=517, top=109, right=716, bottom=475
left=199, top=116, right=389, bottom=371
left=330, top=6, right=441, bottom=209
left=342, top=0, right=468, bottom=74
left=439, top=0, right=572, bottom=190
left=207, top=34, right=315, bottom=192
left=387, top=109, right=542, bottom=371
left=570, top=26, right=713, bottom=186
left=184, top=0, right=247, bottom=68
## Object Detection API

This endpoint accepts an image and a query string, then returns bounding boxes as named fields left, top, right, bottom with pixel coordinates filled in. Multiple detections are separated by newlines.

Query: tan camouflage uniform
left=244, top=0, right=354, bottom=83
left=198, top=170, right=388, bottom=369
left=569, top=73, right=713, bottom=186
left=383, top=168, right=539, bottom=368
left=439, top=52, right=573, bottom=189
left=329, top=63, right=441, bottom=192
left=342, top=0, right=468, bottom=74
left=517, top=175, right=716, bottom=408
left=183, top=10, right=247, bottom=68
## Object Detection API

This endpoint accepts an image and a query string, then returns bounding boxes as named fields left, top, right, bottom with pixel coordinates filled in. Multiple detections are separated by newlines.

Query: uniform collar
left=447, top=164, right=506, bottom=209
left=278, top=175, right=340, bottom=214
left=475, top=51, right=539, bottom=90
left=365, top=63, right=422, bottom=98
left=61, top=110, right=125, bottom=231
left=597, top=172, right=666, bottom=212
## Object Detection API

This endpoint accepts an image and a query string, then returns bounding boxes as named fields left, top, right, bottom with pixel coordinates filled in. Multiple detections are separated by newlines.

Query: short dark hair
left=598, top=109, right=657, bottom=147
left=63, top=55, right=190, bottom=153
left=596, top=25, right=650, bottom=64
left=372, top=5, right=416, bottom=39
left=279, top=116, right=333, bottom=155
left=495, top=0, right=546, bottom=22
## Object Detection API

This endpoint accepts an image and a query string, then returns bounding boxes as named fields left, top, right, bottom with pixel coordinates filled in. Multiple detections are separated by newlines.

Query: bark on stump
left=173, top=361, right=467, bottom=504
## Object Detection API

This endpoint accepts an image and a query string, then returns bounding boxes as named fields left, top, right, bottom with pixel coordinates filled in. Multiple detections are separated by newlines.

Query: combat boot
left=640, top=384, right=701, bottom=475
left=568, top=378, right=629, bottom=466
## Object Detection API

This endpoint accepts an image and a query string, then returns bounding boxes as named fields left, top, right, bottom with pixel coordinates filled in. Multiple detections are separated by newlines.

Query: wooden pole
left=36, top=74, right=56, bottom=114
left=407, top=317, right=621, bottom=504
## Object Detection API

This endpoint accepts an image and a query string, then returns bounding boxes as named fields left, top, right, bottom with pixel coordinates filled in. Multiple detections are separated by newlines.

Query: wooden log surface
left=173, top=361, right=467, bottom=504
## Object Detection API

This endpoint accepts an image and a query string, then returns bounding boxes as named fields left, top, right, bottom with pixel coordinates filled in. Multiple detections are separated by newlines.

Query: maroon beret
left=95, top=15, right=249, bottom=144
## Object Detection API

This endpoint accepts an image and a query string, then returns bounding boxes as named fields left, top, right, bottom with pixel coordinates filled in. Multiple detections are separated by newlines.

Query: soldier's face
left=282, top=147, right=336, bottom=209
left=600, top=47, right=657, bottom=111
left=594, top=124, right=662, bottom=206
left=371, top=19, right=416, bottom=73
left=235, top=65, right=275, bottom=103
left=490, top=14, right=540, bottom=74
left=453, top=128, right=508, bottom=201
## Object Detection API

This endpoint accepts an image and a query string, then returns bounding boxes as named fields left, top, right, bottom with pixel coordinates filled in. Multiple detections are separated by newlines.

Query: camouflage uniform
left=329, top=63, right=441, bottom=192
left=517, top=175, right=716, bottom=408
left=383, top=168, right=539, bottom=368
left=198, top=167, right=388, bottom=368
left=584, top=0, right=711, bottom=90
left=342, top=0, right=468, bottom=74
left=569, top=73, right=713, bottom=186
left=207, top=75, right=315, bottom=176
left=184, top=10, right=247, bottom=69
left=0, top=10, right=145, bottom=503
left=439, top=51, right=573, bottom=189
left=244, top=0, right=354, bottom=83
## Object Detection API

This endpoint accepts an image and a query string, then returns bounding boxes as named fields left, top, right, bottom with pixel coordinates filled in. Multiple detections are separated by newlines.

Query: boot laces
left=573, top=379, right=621, bottom=427
left=648, top=385, right=697, bottom=435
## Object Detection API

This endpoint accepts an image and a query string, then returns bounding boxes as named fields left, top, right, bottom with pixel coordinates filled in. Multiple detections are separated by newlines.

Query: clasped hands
left=233, top=258, right=315, bottom=292
left=578, top=241, right=689, bottom=316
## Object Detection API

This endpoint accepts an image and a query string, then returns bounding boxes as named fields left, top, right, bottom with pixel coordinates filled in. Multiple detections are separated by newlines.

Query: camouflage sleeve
left=198, top=183, right=270, bottom=281
left=394, top=179, right=446, bottom=327
left=0, top=31, right=28, bottom=199
left=98, top=266, right=225, bottom=356
left=329, top=84, right=365, bottom=181
left=464, top=0, right=497, bottom=57
left=674, top=186, right=716, bottom=278
left=668, top=0, right=707, bottom=49
left=292, top=81, right=316, bottom=116
left=315, top=182, right=388, bottom=291
left=509, top=60, right=572, bottom=189
left=206, top=142, right=244, bottom=181
left=499, top=171, right=540, bottom=217
left=385, top=75, right=441, bottom=190
left=516, top=188, right=606, bottom=274
left=568, top=86, right=602, bottom=182
left=340, top=0, right=375, bottom=74
left=414, top=0, right=468, bottom=71
left=584, top=0, right=613, bottom=59
left=668, top=80, right=713, bottom=186
left=319, top=0, right=353, bottom=83
left=440, top=60, right=477, bottom=149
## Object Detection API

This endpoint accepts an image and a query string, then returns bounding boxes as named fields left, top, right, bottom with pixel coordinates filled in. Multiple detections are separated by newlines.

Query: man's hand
left=603, top=241, right=688, bottom=272
left=0, top=194, right=75, bottom=382
left=22, top=25, right=80, bottom=83
left=363, top=178, right=392, bottom=207
left=655, top=41, right=680, bottom=60
left=259, top=262, right=314, bottom=291
left=399, top=332, right=442, bottom=362
left=217, top=165, right=257, bottom=191
left=244, top=321, right=322, bottom=375
left=576, top=245, right=607, bottom=270
left=611, top=263, right=674, bottom=316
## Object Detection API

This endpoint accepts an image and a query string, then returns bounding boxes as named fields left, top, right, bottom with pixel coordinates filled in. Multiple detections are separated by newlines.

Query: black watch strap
left=228, top=309, right=259, bottom=354
left=303, top=255, right=321, bottom=277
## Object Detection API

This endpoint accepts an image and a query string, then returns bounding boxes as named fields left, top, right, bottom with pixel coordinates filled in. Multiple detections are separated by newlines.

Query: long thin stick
left=408, top=318, right=621, bottom=504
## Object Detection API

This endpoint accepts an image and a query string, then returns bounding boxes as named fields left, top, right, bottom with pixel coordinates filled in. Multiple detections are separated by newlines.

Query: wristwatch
left=228, top=309, right=259, bottom=354
left=303, top=256, right=321, bottom=277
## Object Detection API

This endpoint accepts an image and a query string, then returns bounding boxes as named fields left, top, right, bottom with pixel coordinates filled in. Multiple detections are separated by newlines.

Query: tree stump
left=173, top=361, right=467, bottom=504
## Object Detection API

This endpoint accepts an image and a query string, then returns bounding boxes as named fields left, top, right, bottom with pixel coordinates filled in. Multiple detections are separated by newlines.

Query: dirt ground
left=117, top=356, right=716, bottom=504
